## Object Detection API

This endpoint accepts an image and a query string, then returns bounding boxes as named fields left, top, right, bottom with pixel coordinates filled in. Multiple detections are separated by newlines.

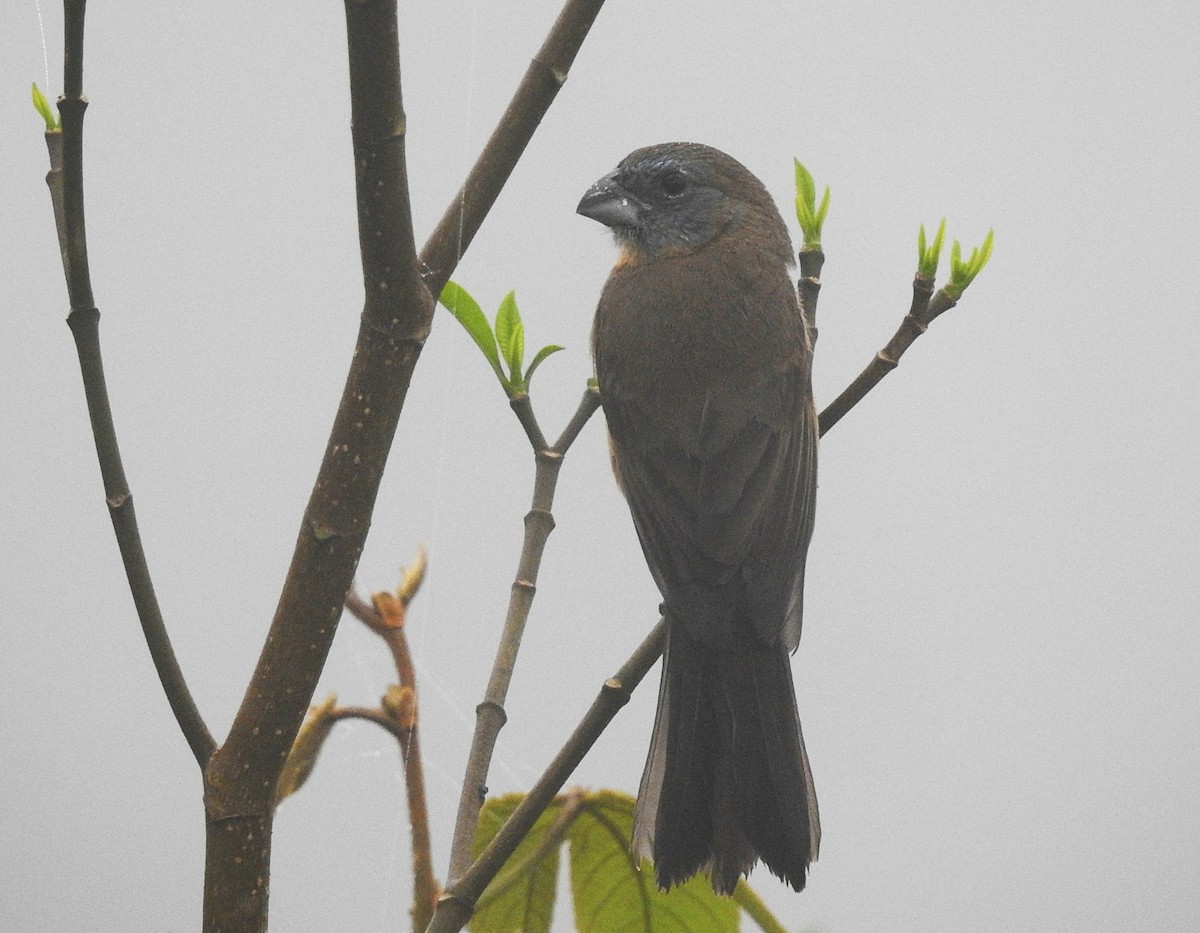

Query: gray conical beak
left=577, top=171, right=645, bottom=228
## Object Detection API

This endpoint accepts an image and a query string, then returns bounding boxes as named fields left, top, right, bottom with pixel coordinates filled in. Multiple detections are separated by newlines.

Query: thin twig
left=818, top=273, right=949, bottom=437
left=419, top=0, right=609, bottom=296
left=364, top=583, right=440, bottom=933
left=510, top=394, right=549, bottom=453
left=552, top=386, right=602, bottom=454
left=401, top=721, right=438, bottom=932
left=329, top=705, right=412, bottom=746
left=446, top=388, right=600, bottom=884
left=798, top=247, right=824, bottom=351
left=427, top=618, right=667, bottom=933
left=49, top=0, right=215, bottom=769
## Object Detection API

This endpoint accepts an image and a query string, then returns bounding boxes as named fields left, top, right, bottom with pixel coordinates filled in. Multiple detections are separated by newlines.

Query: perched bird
left=578, top=142, right=820, bottom=895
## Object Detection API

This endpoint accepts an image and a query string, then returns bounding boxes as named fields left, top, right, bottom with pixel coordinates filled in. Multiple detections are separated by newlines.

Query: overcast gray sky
left=4, top=1, right=1199, bottom=931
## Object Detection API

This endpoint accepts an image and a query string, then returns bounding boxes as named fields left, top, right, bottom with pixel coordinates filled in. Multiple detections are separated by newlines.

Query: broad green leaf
left=440, top=281, right=506, bottom=384
left=524, top=344, right=564, bottom=389
left=567, top=791, right=738, bottom=933
left=470, top=794, right=562, bottom=933
left=495, top=291, right=525, bottom=383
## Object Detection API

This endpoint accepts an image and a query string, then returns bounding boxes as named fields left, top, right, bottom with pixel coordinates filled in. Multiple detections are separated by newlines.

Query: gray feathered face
left=577, top=141, right=791, bottom=262
left=578, top=143, right=749, bottom=256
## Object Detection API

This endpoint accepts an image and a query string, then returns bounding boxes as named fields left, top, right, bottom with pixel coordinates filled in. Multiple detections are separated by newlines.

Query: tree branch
left=818, top=273, right=955, bottom=437
left=473, top=788, right=586, bottom=913
left=347, top=582, right=440, bottom=933
left=207, top=0, right=428, bottom=807
left=446, top=388, right=600, bottom=884
left=427, top=618, right=667, bottom=933
left=419, top=0, right=609, bottom=295
left=328, top=705, right=413, bottom=746
left=798, top=246, right=824, bottom=352
left=49, top=0, right=215, bottom=770
left=202, top=2, right=432, bottom=927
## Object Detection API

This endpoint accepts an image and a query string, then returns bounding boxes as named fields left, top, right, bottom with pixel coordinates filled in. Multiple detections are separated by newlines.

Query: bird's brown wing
left=604, top=361, right=817, bottom=650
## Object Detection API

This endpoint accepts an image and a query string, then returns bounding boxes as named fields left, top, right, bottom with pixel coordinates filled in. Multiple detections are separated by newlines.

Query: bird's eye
left=660, top=170, right=688, bottom=197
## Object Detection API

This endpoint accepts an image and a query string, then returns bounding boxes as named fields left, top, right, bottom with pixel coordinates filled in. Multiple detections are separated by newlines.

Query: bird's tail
left=632, top=619, right=820, bottom=894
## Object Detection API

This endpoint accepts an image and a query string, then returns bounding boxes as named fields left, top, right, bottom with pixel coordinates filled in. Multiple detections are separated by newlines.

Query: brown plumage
left=578, top=142, right=820, bottom=894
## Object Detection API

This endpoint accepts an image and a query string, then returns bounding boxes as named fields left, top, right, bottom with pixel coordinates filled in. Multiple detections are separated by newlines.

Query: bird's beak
left=577, top=171, right=645, bottom=228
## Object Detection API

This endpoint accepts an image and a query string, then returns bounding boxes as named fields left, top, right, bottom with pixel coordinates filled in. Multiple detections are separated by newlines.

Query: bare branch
left=510, top=394, right=550, bottom=453
left=49, top=0, right=215, bottom=770
left=446, top=389, right=600, bottom=883
left=552, top=386, right=602, bottom=454
left=818, top=274, right=946, bottom=437
left=419, top=0, right=609, bottom=295
left=203, top=1, right=432, bottom=927
left=328, top=705, right=413, bottom=748
left=364, top=582, right=439, bottom=933
left=208, top=0, right=429, bottom=805
left=428, top=618, right=668, bottom=933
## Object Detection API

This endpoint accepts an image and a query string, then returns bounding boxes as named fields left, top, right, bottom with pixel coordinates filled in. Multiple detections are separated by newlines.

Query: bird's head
left=577, top=142, right=791, bottom=266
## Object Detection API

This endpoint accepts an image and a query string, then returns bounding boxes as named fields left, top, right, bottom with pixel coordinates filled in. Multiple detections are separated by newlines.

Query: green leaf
left=470, top=794, right=562, bottom=933
left=524, top=344, right=564, bottom=390
left=814, top=184, right=830, bottom=232
left=945, top=229, right=995, bottom=299
left=567, top=791, right=738, bottom=933
left=469, top=790, right=786, bottom=933
left=793, top=158, right=828, bottom=249
left=32, top=83, right=59, bottom=132
left=794, top=159, right=816, bottom=216
left=917, top=217, right=946, bottom=278
left=495, top=291, right=525, bottom=384
left=976, top=227, right=995, bottom=269
left=440, top=281, right=506, bottom=384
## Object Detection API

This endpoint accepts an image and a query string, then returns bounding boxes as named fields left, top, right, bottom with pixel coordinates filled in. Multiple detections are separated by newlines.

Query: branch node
left=523, top=508, right=555, bottom=534
left=476, top=700, right=508, bottom=728
left=601, top=677, right=631, bottom=707
left=436, top=891, right=476, bottom=914
left=904, top=313, right=929, bottom=335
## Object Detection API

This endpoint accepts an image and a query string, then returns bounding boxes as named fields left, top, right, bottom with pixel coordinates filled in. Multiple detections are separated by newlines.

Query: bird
left=577, top=142, right=820, bottom=895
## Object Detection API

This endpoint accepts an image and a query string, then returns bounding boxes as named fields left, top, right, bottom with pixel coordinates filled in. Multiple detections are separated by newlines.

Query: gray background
left=3, top=1, right=1198, bottom=930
